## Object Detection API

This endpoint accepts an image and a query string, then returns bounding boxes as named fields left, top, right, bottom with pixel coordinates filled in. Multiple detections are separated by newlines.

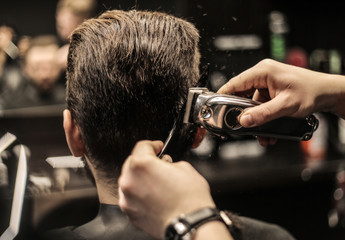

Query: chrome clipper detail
left=184, top=88, right=318, bottom=141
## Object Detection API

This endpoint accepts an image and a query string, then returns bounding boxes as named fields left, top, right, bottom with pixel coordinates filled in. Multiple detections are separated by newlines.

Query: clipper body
left=184, top=88, right=318, bottom=141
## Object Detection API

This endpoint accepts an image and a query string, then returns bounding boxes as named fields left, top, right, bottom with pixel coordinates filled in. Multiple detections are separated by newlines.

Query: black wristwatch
left=164, top=207, right=233, bottom=240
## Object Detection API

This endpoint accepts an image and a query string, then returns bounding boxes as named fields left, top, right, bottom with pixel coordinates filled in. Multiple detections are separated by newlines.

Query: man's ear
left=192, top=127, right=207, bottom=148
left=63, top=109, right=85, bottom=157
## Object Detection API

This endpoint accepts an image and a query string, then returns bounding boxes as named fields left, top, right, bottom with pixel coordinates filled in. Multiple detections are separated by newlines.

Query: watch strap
left=180, top=207, right=222, bottom=229
left=165, top=207, right=233, bottom=240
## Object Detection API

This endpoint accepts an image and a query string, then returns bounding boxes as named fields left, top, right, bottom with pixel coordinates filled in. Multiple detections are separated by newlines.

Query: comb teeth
left=0, top=132, right=17, bottom=154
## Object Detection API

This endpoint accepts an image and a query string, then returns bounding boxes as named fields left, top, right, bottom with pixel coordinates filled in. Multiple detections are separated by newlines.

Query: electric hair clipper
left=183, top=88, right=319, bottom=141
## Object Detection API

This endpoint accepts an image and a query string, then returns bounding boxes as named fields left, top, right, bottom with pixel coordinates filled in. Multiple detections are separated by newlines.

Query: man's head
left=64, top=10, right=200, bottom=184
left=23, top=35, right=61, bottom=92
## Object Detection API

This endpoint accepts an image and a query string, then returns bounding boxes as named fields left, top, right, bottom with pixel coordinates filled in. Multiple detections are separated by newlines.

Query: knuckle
left=199, top=175, right=210, bottom=188
left=133, top=140, right=150, bottom=152
left=255, top=105, right=273, bottom=123
left=258, top=58, right=275, bottom=69
left=176, top=161, right=193, bottom=169
left=130, top=154, right=144, bottom=166
left=130, top=154, right=151, bottom=170
left=118, top=198, right=128, bottom=211
left=118, top=178, right=132, bottom=195
left=255, top=59, right=278, bottom=77
left=280, top=94, right=299, bottom=113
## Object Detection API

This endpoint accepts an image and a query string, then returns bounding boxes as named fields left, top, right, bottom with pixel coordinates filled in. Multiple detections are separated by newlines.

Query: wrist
left=195, top=221, right=234, bottom=240
left=332, top=76, right=345, bottom=118
left=316, top=74, right=345, bottom=117
left=164, top=207, right=233, bottom=240
left=164, top=200, right=216, bottom=232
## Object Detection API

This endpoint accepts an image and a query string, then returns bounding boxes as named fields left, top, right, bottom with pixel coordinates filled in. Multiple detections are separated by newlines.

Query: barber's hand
left=118, top=140, right=215, bottom=239
left=218, top=59, right=344, bottom=145
left=219, top=59, right=326, bottom=126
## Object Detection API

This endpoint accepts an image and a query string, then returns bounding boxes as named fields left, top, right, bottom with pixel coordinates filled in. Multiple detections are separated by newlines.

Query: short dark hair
left=66, top=10, right=200, bottom=178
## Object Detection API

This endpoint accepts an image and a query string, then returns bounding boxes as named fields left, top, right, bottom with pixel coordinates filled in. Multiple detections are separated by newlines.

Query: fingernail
left=240, top=113, right=254, bottom=127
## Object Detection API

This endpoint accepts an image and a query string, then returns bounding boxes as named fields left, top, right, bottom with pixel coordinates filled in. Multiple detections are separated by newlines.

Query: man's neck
left=84, top=156, right=120, bottom=205
left=95, top=178, right=119, bottom=205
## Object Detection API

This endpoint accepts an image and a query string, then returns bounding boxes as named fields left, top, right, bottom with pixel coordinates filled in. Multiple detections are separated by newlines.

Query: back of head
left=67, top=10, right=200, bottom=178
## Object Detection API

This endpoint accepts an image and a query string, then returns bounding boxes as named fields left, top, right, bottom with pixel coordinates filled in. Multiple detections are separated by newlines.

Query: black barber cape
left=43, top=204, right=153, bottom=240
left=43, top=204, right=295, bottom=240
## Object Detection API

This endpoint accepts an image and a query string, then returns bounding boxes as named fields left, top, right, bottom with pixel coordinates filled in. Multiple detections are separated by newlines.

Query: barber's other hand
left=218, top=58, right=341, bottom=127
left=118, top=140, right=215, bottom=239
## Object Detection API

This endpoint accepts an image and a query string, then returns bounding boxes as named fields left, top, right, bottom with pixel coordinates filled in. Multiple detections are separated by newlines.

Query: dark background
left=2, top=0, right=345, bottom=72
left=1, top=0, right=345, bottom=239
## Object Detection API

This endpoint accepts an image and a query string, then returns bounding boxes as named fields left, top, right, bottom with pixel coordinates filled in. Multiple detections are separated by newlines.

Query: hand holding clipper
left=183, top=88, right=318, bottom=141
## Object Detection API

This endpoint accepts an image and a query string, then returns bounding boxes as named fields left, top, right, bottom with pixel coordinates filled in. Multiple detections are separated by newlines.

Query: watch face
left=165, top=208, right=222, bottom=240
left=174, top=222, right=188, bottom=234
left=165, top=221, right=188, bottom=240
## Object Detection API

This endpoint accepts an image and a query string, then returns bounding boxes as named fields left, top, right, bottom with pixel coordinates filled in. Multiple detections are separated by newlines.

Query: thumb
left=239, top=96, right=290, bottom=127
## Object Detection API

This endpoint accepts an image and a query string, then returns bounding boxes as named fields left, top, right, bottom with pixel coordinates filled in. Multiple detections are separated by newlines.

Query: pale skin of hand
left=218, top=59, right=345, bottom=146
left=118, top=140, right=233, bottom=240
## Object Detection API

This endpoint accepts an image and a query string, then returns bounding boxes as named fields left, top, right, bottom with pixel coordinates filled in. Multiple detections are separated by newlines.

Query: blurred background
left=1, top=0, right=345, bottom=239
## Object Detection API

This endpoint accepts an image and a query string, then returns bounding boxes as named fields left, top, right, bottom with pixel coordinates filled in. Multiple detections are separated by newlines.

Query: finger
left=252, top=88, right=271, bottom=103
left=118, top=187, right=127, bottom=212
left=239, top=95, right=294, bottom=127
left=218, top=81, right=256, bottom=97
left=218, top=64, right=269, bottom=95
left=118, top=175, right=142, bottom=213
left=151, top=140, right=164, bottom=154
left=122, top=140, right=164, bottom=174
left=131, top=140, right=164, bottom=157
left=160, top=154, right=173, bottom=163
left=119, top=154, right=132, bottom=183
left=118, top=186, right=139, bottom=218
